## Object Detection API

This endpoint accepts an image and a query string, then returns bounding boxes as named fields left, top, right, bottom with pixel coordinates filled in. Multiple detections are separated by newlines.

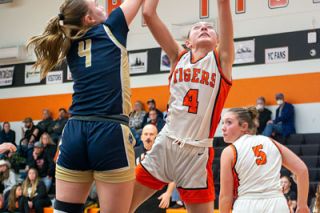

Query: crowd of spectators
left=0, top=94, right=318, bottom=212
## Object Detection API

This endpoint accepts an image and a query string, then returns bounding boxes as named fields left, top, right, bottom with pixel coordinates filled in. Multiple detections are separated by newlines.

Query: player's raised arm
left=142, top=0, right=183, bottom=63
left=120, top=0, right=144, bottom=26
left=217, top=0, right=234, bottom=81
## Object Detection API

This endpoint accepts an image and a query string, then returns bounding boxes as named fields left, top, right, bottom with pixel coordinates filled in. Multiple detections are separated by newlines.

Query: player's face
left=186, top=22, right=218, bottom=49
left=86, top=0, right=107, bottom=25
left=221, top=112, right=246, bottom=143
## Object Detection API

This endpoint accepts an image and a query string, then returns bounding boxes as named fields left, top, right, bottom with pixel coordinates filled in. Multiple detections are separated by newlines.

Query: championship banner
left=0, top=66, right=14, bottom=87
left=234, top=39, right=255, bottom=64
left=129, top=51, right=148, bottom=74
left=25, top=65, right=41, bottom=84
left=46, top=70, right=63, bottom=84
left=160, top=50, right=170, bottom=71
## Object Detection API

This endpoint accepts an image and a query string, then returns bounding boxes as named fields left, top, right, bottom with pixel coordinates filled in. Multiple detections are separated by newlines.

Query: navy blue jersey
left=67, top=7, right=131, bottom=117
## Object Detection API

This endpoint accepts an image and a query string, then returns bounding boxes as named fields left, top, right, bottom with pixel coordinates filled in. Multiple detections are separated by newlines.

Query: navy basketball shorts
left=56, top=119, right=136, bottom=183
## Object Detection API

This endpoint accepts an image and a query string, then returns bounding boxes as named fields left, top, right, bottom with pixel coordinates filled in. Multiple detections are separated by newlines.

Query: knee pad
left=54, top=199, right=84, bottom=213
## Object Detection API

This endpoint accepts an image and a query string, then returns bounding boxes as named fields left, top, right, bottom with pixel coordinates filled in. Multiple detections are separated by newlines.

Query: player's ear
left=240, top=122, right=249, bottom=132
left=185, top=39, right=192, bottom=49
left=83, top=14, right=96, bottom=27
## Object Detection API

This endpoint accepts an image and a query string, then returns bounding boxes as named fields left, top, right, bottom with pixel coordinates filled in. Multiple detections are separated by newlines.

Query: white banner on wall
left=25, top=65, right=41, bottom=84
left=234, top=39, right=255, bottom=64
left=129, top=52, right=148, bottom=74
left=265, top=47, right=288, bottom=64
left=46, top=70, right=63, bottom=84
left=0, top=66, right=14, bottom=86
left=160, top=50, right=171, bottom=71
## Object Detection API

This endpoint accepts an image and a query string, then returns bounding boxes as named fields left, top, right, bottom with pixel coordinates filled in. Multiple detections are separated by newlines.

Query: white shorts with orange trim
left=136, top=132, right=215, bottom=204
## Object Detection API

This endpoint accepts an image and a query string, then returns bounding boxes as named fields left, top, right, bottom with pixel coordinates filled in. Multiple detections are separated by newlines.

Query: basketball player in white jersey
left=219, top=107, right=309, bottom=213
left=129, top=0, right=234, bottom=212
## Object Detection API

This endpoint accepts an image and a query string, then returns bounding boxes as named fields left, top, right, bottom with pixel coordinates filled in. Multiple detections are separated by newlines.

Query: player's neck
left=191, top=47, right=211, bottom=61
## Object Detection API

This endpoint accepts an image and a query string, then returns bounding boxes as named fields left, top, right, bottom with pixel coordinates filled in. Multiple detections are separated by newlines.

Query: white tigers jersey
left=163, top=49, right=232, bottom=147
left=231, top=134, right=283, bottom=199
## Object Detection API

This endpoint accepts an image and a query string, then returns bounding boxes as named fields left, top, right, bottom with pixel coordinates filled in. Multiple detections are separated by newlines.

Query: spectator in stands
left=19, top=168, right=51, bottom=213
left=281, top=175, right=297, bottom=210
left=40, top=133, right=57, bottom=160
left=27, top=142, right=55, bottom=192
left=7, top=184, right=22, bottom=213
left=36, top=109, right=54, bottom=137
left=255, top=97, right=272, bottom=134
left=48, top=108, right=68, bottom=143
left=145, top=109, right=165, bottom=133
left=162, top=104, right=169, bottom=122
left=130, top=101, right=146, bottom=132
left=129, top=101, right=146, bottom=144
left=135, top=124, right=175, bottom=212
left=21, top=117, right=38, bottom=147
left=0, top=160, right=17, bottom=208
left=0, top=122, right=16, bottom=146
left=310, top=183, right=320, bottom=213
left=0, top=143, right=16, bottom=155
left=143, top=98, right=163, bottom=126
left=135, top=124, right=158, bottom=164
left=263, top=93, right=296, bottom=138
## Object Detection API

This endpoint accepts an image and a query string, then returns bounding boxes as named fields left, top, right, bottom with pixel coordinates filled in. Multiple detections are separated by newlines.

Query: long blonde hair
left=22, top=168, right=39, bottom=198
left=40, top=132, right=55, bottom=145
left=27, top=0, right=90, bottom=79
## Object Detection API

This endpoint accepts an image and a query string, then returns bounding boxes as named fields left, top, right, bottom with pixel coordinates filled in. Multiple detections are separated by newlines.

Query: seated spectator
left=281, top=175, right=297, bottom=210
left=143, top=98, right=163, bottom=126
left=0, top=160, right=17, bottom=205
left=7, top=184, right=22, bottom=213
left=129, top=101, right=146, bottom=144
left=20, top=117, right=39, bottom=148
left=48, top=108, right=68, bottom=143
left=163, top=104, right=169, bottom=122
left=40, top=133, right=57, bottom=160
left=0, top=122, right=16, bottom=146
left=310, top=183, right=320, bottom=213
left=145, top=109, right=166, bottom=133
left=36, top=109, right=54, bottom=137
left=19, top=168, right=51, bottom=213
left=263, top=93, right=296, bottom=138
left=135, top=124, right=158, bottom=164
left=27, top=142, right=55, bottom=192
left=134, top=124, right=172, bottom=213
left=255, top=97, right=272, bottom=134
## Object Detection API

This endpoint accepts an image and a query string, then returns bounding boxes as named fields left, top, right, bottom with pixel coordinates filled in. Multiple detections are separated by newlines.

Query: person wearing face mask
left=255, top=97, right=272, bottom=135
left=262, top=93, right=296, bottom=138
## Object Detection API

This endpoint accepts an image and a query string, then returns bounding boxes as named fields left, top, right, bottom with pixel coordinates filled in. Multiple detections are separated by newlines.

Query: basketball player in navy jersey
left=27, top=0, right=143, bottom=212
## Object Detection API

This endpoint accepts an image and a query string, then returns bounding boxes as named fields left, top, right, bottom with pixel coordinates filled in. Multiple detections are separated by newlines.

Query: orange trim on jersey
left=209, top=78, right=232, bottom=137
left=168, top=49, right=189, bottom=82
left=135, top=163, right=167, bottom=190
left=230, top=144, right=240, bottom=199
left=177, top=147, right=215, bottom=204
left=213, top=49, right=232, bottom=85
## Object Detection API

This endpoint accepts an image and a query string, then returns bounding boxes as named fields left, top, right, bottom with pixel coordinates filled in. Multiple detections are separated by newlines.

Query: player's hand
left=295, top=205, right=309, bottom=213
left=0, top=143, right=16, bottom=154
left=158, top=192, right=171, bottom=209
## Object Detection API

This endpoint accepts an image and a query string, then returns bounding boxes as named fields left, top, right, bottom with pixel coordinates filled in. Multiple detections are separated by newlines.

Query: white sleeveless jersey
left=163, top=49, right=231, bottom=147
left=232, top=134, right=283, bottom=199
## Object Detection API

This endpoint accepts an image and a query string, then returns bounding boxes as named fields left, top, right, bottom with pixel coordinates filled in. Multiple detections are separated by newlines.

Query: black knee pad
left=54, top=199, right=84, bottom=213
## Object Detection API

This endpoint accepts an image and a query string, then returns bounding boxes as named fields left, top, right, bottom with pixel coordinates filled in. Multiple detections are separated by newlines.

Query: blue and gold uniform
left=56, top=7, right=135, bottom=183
